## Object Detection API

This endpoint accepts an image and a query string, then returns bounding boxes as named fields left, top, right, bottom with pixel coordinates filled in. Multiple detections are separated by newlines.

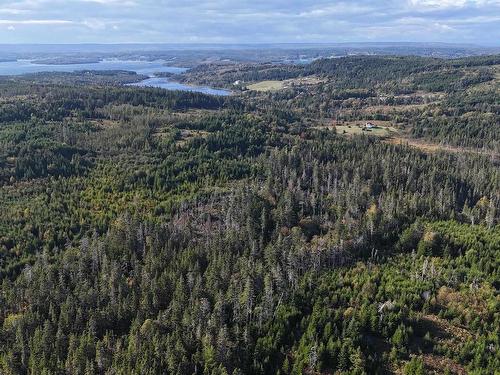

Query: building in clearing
left=365, top=122, right=375, bottom=129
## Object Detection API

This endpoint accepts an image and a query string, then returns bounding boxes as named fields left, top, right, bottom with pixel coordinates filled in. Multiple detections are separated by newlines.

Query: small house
left=365, top=122, right=375, bottom=129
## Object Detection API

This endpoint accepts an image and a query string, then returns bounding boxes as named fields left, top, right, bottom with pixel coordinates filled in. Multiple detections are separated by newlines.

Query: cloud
left=409, top=0, right=468, bottom=7
left=0, top=8, right=29, bottom=15
left=408, top=0, right=500, bottom=8
left=82, top=0, right=138, bottom=5
left=82, top=18, right=107, bottom=30
left=0, top=0, right=497, bottom=45
left=0, top=19, right=73, bottom=25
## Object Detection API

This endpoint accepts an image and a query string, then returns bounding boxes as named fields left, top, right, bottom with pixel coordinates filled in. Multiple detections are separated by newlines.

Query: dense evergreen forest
left=0, top=55, right=499, bottom=374
left=184, top=55, right=500, bottom=152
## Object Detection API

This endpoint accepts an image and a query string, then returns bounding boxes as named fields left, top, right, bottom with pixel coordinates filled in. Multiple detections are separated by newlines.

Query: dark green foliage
left=0, top=55, right=499, bottom=374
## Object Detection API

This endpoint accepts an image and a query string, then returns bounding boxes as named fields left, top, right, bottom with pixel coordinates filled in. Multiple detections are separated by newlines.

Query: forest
left=0, top=54, right=499, bottom=374
left=183, top=55, right=500, bottom=152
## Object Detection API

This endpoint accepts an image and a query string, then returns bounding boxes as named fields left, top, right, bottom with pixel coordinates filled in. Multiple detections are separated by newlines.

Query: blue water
left=0, top=59, right=185, bottom=76
left=129, top=77, right=232, bottom=96
left=0, top=59, right=231, bottom=96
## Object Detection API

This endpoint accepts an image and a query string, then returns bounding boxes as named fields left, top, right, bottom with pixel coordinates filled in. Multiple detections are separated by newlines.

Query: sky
left=0, top=0, right=499, bottom=45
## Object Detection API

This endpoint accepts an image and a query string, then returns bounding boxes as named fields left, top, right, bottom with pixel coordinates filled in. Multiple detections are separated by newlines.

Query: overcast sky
left=0, top=0, right=499, bottom=45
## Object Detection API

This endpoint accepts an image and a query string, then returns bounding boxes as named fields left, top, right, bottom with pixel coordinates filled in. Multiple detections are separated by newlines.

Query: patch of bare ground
left=175, top=129, right=210, bottom=147
left=171, top=108, right=219, bottom=117
left=419, top=354, right=467, bottom=375
left=408, top=314, right=472, bottom=373
left=362, top=103, right=435, bottom=113
left=89, top=119, right=121, bottom=128
left=386, top=137, right=499, bottom=158
left=419, top=314, right=472, bottom=343
left=0, top=94, right=33, bottom=103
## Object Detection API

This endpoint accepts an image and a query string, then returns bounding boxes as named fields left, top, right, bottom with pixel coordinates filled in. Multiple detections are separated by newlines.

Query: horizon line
left=0, top=41, right=497, bottom=47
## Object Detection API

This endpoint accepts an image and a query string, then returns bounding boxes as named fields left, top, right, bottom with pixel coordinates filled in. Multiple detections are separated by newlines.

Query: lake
left=0, top=59, right=232, bottom=96
left=0, top=59, right=186, bottom=76
left=128, top=77, right=232, bottom=96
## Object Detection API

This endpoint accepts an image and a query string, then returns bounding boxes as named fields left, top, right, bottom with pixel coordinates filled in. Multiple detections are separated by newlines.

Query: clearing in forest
left=246, top=80, right=285, bottom=91
left=386, top=137, right=499, bottom=158
left=315, top=120, right=399, bottom=137
left=247, top=76, right=325, bottom=92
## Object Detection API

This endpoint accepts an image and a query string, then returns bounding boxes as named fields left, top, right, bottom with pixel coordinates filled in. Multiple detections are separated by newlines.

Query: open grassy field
left=336, top=125, right=396, bottom=137
left=246, top=80, right=285, bottom=92
left=246, top=76, right=325, bottom=92
left=315, top=121, right=399, bottom=137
